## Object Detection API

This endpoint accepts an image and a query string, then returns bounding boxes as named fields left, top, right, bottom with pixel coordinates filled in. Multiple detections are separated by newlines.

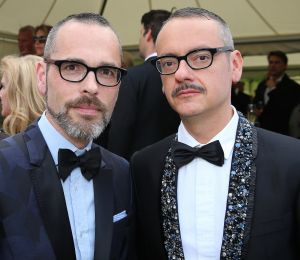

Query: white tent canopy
left=1, top=0, right=300, bottom=65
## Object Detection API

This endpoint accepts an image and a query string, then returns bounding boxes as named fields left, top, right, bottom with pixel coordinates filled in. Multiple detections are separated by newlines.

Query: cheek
left=107, top=89, right=119, bottom=106
left=161, top=76, right=173, bottom=92
left=45, top=80, right=66, bottom=107
left=2, top=98, right=11, bottom=117
left=162, top=87, right=176, bottom=107
left=101, top=89, right=119, bottom=111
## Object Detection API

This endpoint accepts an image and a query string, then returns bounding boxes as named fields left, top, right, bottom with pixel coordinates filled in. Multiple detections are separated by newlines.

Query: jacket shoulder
left=131, top=134, right=175, bottom=163
left=256, top=127, right=300, bottom=159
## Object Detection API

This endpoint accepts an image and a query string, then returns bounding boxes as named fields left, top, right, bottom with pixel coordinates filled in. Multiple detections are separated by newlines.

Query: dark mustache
left=172, top=83, right=206, bottom=97
left=66, top=95, right=106, bottom=111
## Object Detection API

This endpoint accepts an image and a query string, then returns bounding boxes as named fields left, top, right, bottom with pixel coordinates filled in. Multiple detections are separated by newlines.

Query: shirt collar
left=178, top=106, right=239, bottom=160
left=38, top=112, right=92, bottom=165
left=276, top=74, right=285, bottom=83
left=145, top=52, right=157, bottom=61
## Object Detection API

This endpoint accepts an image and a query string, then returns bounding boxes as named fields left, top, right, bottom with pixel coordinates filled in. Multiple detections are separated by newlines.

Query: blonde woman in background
left=0, top=55, right=45, bottom=136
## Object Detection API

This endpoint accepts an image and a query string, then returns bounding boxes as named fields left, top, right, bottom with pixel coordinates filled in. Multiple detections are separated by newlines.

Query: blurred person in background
left=122, top=51, right=134, bottom=68
left=18, top=25, right=35, bottom=56
left=254, top=50, right=300, bottom=135
left=34, top=24, right=52, bottom=56
left=231, top=81, right=251, bottom=116
left=107, top=9, right=180, bottom=159
left=0, top=55, right=45, bottom=136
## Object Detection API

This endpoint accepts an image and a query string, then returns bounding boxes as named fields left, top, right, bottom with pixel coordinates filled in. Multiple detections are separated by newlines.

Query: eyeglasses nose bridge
left=176, top=55, right=193, bottom=73
left=84, top=67, right=99, bottom=84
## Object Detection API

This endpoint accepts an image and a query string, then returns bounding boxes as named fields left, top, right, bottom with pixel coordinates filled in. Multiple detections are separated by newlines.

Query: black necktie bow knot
left=58, top=147, right=101, bottom=181
left=172, top=140, right=224, bottom=168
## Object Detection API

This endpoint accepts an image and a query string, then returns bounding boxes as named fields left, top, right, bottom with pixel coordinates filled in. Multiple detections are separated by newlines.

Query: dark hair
left=141, top=10, right=171, bottom=43
left=268, top=50, right=288, bottom=64
left=18, top=25, right=34, bottom=34
left=44, top=12, right=120, bottom=58
left=34, top=24, right=52, bottom=35
left=166, top=7, right=234, bottom=49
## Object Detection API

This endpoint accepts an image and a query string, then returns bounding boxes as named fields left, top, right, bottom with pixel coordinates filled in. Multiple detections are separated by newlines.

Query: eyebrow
left=158, top=46, right=214, bottom=57
left=58, top=58, right=119, bottom=67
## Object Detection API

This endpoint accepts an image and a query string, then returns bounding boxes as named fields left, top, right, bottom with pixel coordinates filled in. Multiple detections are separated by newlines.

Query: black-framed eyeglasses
left=152, top=46, right=233, bottom=75
left=44, top=59, right=127, bottom=87
left=33, top=36, right=47, bottom=44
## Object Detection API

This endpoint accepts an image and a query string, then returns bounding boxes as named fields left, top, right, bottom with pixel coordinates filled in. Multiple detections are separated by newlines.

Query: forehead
left=52, top=21, right=121, bottom=65
left=268, top=55, right=284, bottom=63
left=156, top=17, right=223, bottom=55
left=36, top=29, right=46, bottom=35
left=18, top=31, right=32, bottom=39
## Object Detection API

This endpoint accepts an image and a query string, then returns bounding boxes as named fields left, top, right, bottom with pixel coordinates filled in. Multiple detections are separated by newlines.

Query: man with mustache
left=131, top=7, right=300, bottom=260
left=0, top=13, right=134, bottom=260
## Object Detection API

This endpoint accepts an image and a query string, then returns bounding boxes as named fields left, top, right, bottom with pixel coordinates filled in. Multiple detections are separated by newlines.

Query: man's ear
left=36, top=61, right=47, bottom=96
left=145, top=29, right=153, bottom=42
left=231, top=50, right=243, bottom=84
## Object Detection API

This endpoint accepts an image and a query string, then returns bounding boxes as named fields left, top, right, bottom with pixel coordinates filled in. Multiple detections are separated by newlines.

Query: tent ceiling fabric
left=0, top=0, right=300, bottom=57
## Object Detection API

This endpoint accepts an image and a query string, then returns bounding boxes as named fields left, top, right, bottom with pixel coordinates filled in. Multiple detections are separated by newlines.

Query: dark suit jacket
left=0, top=122, right=135, bottom=260
left=131, top=127, right=300, bottom=260
left=231, top=88, right=251, bottom=116
left=107, top=57, right=180, bottom=160
left=254, top=74, right=300, bottom=135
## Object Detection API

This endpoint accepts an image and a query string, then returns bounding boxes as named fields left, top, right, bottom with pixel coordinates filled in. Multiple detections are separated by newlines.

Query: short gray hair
left=44, top=12, right=122, bottom=58
left=166, top=7, right=234, bottom=49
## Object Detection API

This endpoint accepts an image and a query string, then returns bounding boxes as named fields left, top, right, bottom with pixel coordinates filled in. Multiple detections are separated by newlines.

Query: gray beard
left=46, top=97, right=111, bottom=141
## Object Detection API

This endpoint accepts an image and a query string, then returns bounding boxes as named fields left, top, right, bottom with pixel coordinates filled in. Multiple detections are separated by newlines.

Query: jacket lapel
left=93, top=159, right=113, bottom=260
left=24, top=123, right=76, bottom=260
left=161, top=136, right=185, bottom=259
left=220, top=114, right=257, bottom=259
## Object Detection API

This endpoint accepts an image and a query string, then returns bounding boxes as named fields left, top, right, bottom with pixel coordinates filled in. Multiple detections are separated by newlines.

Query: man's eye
left=63, top=63, right=79, bottom=71
left=199, top=55, right=209, bottom=61
left=195, top=54, right=210, bottom=61
left=161, top=59, right=176, bottom=68
left=102, top=68, right=112, bottom=75
left=98, top=68, right=117, bottom=78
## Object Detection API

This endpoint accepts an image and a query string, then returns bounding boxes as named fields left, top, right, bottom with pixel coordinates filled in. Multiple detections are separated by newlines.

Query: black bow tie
left=58, top=147, right=101, bottom=181
left=172, top=140, right=224, bottom=168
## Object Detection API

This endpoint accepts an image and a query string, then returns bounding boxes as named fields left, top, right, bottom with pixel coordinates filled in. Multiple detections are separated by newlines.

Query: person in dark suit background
left=107, top=10, right=180, bottom=160
left=131, top=7, right=300, bottom=260
left=254, top=50, right=300, bottom=136
left=231, top=81, right=251, bottom=116
left=0, top=13, right=134, bottom=260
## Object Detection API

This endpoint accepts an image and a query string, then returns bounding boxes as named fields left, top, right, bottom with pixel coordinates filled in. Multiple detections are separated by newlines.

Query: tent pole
left=195, top=0, right=201, bottom=8
left=245, top=0, right=278, bottom=34
left=148, top=0, right=152, bottom=10
left=0, top=0, right=8, bottom=9
left=100, top=0, right=108, bottom=15
left=43, top=0, right=57, bottom=24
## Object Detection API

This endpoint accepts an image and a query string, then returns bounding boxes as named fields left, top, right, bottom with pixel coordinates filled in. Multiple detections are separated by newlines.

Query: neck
left=181, top=106, right=233, bottom=144
left=271, top=73, right=285, bottom=81
left=143, top=44, right=156, bottom=60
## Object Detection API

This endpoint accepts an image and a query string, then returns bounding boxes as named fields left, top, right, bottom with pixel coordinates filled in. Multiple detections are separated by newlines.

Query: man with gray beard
left=0, top=13, right=135, bottom=260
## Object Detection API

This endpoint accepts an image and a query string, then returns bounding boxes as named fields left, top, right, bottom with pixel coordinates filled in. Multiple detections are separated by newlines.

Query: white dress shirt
left=145, top=52, right=157, bottom=61
left=264, top=74, right=284, bottom=104
left=177, top=107, right=239, bottom=260
left=38, top=112, right=95, bottom=260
